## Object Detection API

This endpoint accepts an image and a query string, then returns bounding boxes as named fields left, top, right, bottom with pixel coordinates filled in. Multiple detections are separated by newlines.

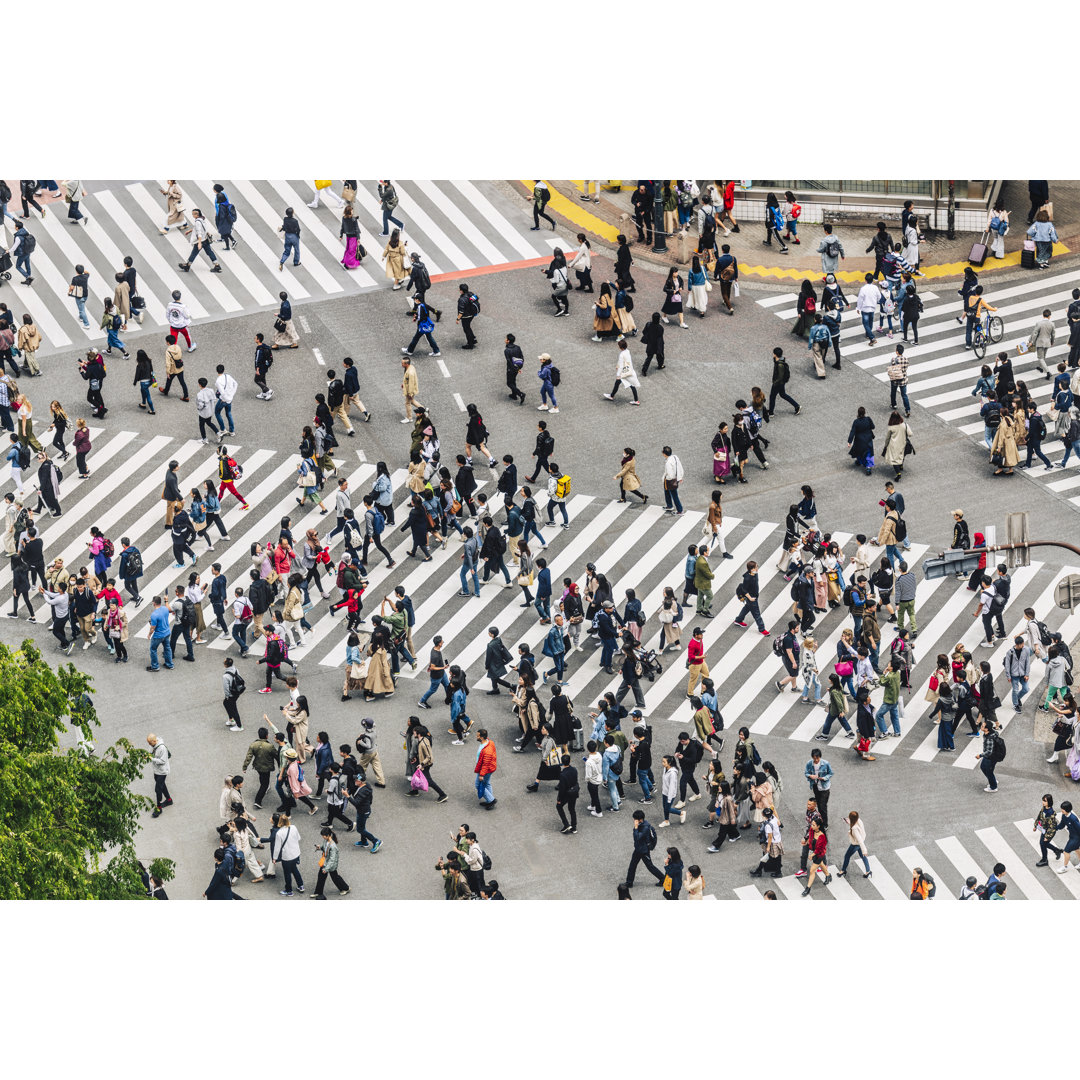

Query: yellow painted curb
left=739, top=242, right=1071, bottom=283
left=521, top=180, right=620, bottom=243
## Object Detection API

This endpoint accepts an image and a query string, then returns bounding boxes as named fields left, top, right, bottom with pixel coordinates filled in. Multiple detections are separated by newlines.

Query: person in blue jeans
left=519, top=487, right=547, bottom=547
left=146, top=596, right=174, bottom=670
left=279, top=207, right=301, bottom=269
left=418, top=635, right=450, bottom=708
left=12, top=222, right=32, bottom=284
left=378, top=181, right=404, bottom=235
left=602, top=736, right=622, bottom=811
left=459, top=527, right=480, bottom=597
left=541, top=615, right=566, bottom=684
left=873, top=657, right=903, bottom=736
left=402, top=300, right=440, bottom=357
left=133, top=349, right=156, bottom=413
left=1004, top=637, right=1031, bottom=710
left=597, top=601, right=619, bottom=672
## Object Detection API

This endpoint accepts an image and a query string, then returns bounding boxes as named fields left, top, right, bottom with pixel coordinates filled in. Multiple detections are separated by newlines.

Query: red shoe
left=760, top=630, right=771, bottom=636
left=792, top=238, right=801, bottom=244
left=241, top=504, right=250, bottom=510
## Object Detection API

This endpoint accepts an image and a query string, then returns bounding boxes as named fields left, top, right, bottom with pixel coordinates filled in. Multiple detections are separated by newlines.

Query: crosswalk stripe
left=210, top=460, right=377, bottom=655
left=559, top=509, right=708, bottom=704
left=127, top=183, right=243, bottom=313
left=124, top=449, right=278, bottom=632
left=223, top=180, right=315, bottom=300
left=4, top=258, right=73, bottom=348
left=410, top=498, right=622, bottom=680
left=35, top=205, right=115, bottom=308
left=0, top=431, right=161, bottom=590
left=773, top=874, right=812, bottom=901
left=347, top=186, right=444, bottom=277
left=824, top=866, right=861, bottom=900
left=394, top=182, right=475, bottom=270
left=93, top=189, right=210, bottom=320
left=756, top=293, right=796, bottom=308
left=452, top=181, right=540, bottom=260
left=935, top=834, right=985, bottom=884
left=413, top=181, right=506, bottom=267
left=1012, top=820, right=1080, bottom=899
left=894, top=847, right=957, bottom=900
left=732, top=884, right=767, bottom=900
left=908, top=563, right=1046, bottom=764
left=264, top=181, right=377, bottom=288
left=863, top=855, right=907, bottom=900
left=185, top=181, right=279, bottom=307
left=77, top=208, right=168, bottom=326
left=1, top=425, right=103, bottom=489
left=952, top=566, right=1080, bottom=770
left=975, top=826, right=1052, bottom=900
left=21, top=242, right=98, bottom=340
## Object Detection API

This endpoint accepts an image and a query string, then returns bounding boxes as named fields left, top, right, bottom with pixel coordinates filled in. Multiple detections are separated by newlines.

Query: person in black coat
left=132, top=349, right=156, bottom=414
left=496, top=456, right=518, bottom=500
left=641, top=313, right=665, bottom=375
left=214, top=189, right=236, bottom=250
left=454, top=455, right=478, bottom=517
left=1027, top=181, right=1049, bottom=225
left=399, top=496, right=432, bottom=561
left=170, top=507, right=196, bottom=567
left=35, top=453, right=62, bottom=516
left=484, top=627, right=514, bottom=693
left=555, top=756, right=580, bottom=833
left=204, top=849, right=235, bottom=900
left=548, top=684, right=575, bottom=749
left=80, top=350, right=108, bottom=418
left=615, top=234, right=635, bottom=292
left=865, top=222, right=894, bottom=279
left=504, top=333, right=525, bottom=403
left=847, top=407, right=876, bottom=474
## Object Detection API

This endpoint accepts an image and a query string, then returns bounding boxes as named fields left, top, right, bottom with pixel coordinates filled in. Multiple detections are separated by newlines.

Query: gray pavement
left=4, top=187, right=1080, bottom=901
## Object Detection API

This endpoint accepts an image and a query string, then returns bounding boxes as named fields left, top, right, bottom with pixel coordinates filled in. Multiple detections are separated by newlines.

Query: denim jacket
left=804, top=758, right=833, bottom=791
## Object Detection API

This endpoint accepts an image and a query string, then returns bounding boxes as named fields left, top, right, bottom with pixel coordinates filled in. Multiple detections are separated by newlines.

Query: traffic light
left=922, top=550, right=985, bottom=579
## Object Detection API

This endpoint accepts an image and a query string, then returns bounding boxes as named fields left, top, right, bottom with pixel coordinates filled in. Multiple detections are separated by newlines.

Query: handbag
left=297, top=471, right=317, bottom=487
left=274, top=318, right=287, bottom=333
left=732, top=281, right=740, bottom=298
left=595, top=303, right=611, bottom=321
left=704, top=278, right=713, bottom=292
left=670, top=291, right=682, bottom=303
left=1052, top=719, right=1070, bottom=737
left=834, top=660, right=854, bottom=678
left=517, top=571, right=534, bottom=586
left=990, top=451, right=1004, bottom=467
left=1023, top=239, right=1036, bottom=252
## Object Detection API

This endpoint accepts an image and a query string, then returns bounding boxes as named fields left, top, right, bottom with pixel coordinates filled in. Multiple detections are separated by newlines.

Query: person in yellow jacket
left=16, top=314, right=43, bottom=376
left=401, top=356, right=420, bottom=424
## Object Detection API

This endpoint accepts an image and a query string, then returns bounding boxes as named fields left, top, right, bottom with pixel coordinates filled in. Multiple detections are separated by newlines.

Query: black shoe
left=1035, top=859, right=1049, bottom=867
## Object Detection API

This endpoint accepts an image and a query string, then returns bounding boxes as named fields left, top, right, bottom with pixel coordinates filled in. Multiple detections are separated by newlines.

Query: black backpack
left=231, top=670, right=246, bottom=696
left=226, top=203, right=238, bottom=224
left=17, top=445, right=31, bottom=470
left=492, top=530, right=507, bottom=554
left=111, top=313, right=123, bottom=331
left=549, top=365, right=561, bottom=387
left=0, top=180, right=10, bottom=203
left=23, top=233, right=37, bottom=254
left=893, top=517, right=908, bottom=543
left=467, top=292, right=480, bottom=315
left=180, top=597, right=197, bottom=629
left=646, top=823, right=658, bottom=850
left=482, top=850, right=492, bottom=871
left=419, top=266, right=431, bottom=290
left=1035, top=620, right=1053, bottom=647
left=124, top=549, right=143, bottom=577
left=992, top=735, right=1006, bottom=762
left=266, top=638, right=284, bottom=665
left=824, top=239, right=840, bottom=259
left=624, top=294, right=635, bottom=313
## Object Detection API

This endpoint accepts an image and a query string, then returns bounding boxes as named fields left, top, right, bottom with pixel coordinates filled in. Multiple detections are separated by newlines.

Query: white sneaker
left=680, top=811, right=687, bottom=823
left=1047, top=753, right=1060, bottom=763
left=658, top=820, right=670, bottom=828
left=983, top=785, right=997, bottom=792
left=451, top=739, right=464, bottom=746
left=1057, top=865, right=1070, bottom=874
left=550, top=408, right=559, bottom=413
left=537, top=404, right=549, bottom=411
left=673, top=800, right=685, bottom=810
left=687, top=793, right=701, bottom=802
left=400, top=417, right=412, bottom=423
left=82, top=640, right=91, bottom=650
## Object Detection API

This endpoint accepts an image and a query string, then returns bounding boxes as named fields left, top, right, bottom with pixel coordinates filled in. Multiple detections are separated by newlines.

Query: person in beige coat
left=401, top=356, right=420, bottom=422
left=113, top=273, right=132, bottom=330
left=158, top=181, right=191, bottom=234
left=1026, top=309, right=1056, bottom=378
left=836, top=809, right=872, bottom=878
left=362, top=640, right=396, bottom=699
left=383, top=229, right=408, bottom=288
left=881, top=412, right=912, bottom=482
left=282, top=582, right=305, bottom=647
left=16, top=315, right=42, bottom=376
left=614, top=449, right=647, bottom=505
left=990, top=409, right=1019, bottom=476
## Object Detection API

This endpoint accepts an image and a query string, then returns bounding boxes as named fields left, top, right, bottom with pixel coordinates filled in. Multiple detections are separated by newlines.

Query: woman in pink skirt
left=340, top=205, right=365, bottom=269
left=711, top=421, right=732, bottom=483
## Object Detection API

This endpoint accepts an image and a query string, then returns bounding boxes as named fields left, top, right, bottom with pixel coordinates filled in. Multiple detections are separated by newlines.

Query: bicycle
left=972, top=312, right=1004, bottom=359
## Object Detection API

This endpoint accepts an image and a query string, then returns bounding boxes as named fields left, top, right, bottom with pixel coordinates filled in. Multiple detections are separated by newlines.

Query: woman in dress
left=340, top=205, right=365, bottom=269
left=362, top=632, right=396, bottom=701
left=661, top=266, right=687, bottom=329
left=382, top=228, right=408, bottom=289
left=342, top=632, right=366, bottom=701
left=657, top=587, right=681, bottom=654
left=711, top=421, right=732, bottom=484
left=591, top=281, right=616, bottom=342
left=686, top=255, right=708, bottom=317
left=792, top=279, right=817, bottom=338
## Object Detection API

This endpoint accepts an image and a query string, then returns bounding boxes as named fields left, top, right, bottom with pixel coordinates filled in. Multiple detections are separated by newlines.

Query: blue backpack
left=372, top=507, right=386, bottom=535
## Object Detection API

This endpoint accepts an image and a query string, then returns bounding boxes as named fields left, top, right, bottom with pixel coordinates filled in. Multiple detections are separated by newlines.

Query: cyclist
left=964, top=285, right=997, bottom=352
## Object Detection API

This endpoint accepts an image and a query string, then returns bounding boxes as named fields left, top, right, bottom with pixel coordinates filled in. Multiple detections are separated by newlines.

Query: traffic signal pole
left=923, top=540, right=1080, bottom=580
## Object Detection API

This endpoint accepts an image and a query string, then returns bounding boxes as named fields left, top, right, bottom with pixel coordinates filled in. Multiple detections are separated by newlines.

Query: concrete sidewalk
left=524, top=180, right=1080, bottom=285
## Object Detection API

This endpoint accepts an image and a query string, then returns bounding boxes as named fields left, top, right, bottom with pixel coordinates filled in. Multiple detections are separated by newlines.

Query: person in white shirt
left=584, top=742, right=604, bottom=817
left=195, top=378, right=222, bottom=444
left=856, top=273, right=882, bottom=346
left=568, top=233, right=593, bottom=293
left=166, top=290, right=196, bottom=351
left=972, top=576, right=997, bottom=648
left=604, top=338, right=640, bottom=405
left=1021, top=607, right=1047, bottom=661
left=214, top=365, right=238, bottom=435
left=661, top=446, right=684, bottom=514
left=178, top=209, right=222, bottom=275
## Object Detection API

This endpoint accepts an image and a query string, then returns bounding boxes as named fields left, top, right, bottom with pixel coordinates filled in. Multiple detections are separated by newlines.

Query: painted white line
left=413, top=180, right=506, bottom=266
left=894, top=846, right=957, bottom=900
left=451, top=180, right=541, bottom=260
left=18, top=242, right=98, bottom=340
left=974, top=827, right=1052, bottom=900
left=935, top=836, right=985, bottom=885
left=437, top=358, right=451, bottom=379
left=394, top=182, right=473, bottom=269
left=94, top=189, right=209, bottom=319
left=1013, top=821, right=1080, bottom=899
left=863, top=856, right=907, bottom=900
left=356, top=447, right=366, bottom=462
left=299, top=315, right=311, bottom=333
left=453, top=392, right=466, bottom=412
left=312, top=347, right=325, bottom=366
left=35, top=203, right=115, bottom=305
left=348, top=186, right=445, bottom=277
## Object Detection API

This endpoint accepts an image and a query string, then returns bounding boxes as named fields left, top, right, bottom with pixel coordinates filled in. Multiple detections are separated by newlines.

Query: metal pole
left=947, top=179, right=956, bottom=241
left=933, top=540, right=1080, bottom=560
left=652, top=180, right=667, bottom=254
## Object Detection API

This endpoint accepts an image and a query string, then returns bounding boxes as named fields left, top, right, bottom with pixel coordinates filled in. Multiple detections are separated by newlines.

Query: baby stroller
left=0, top=247, right=12, bottom=286
left=635, top=646, right=663, bottom=682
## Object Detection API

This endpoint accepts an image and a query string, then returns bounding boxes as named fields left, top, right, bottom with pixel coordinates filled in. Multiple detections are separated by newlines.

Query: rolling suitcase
left=1021, top=239, right=1037, bottom=269
left=967, top=231, right=989, bottom=267
left=571, top=721, right=585, bottom=752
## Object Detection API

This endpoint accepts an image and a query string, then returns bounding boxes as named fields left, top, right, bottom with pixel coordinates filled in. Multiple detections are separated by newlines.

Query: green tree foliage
left=0, top=640, right=174, bottom=899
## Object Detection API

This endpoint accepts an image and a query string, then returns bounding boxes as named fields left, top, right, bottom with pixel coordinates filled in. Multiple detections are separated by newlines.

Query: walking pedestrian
left=377, top=181, right=404, bottom=234
left=272, top=292, right=300, bottom=350
left=278, top=207, right=301, bottom=269
left=178, top=208, right=222, bottom=273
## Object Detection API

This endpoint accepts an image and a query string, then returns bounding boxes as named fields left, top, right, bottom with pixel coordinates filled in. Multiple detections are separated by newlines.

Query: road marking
left=453, top=392, right=466, bottom=411
left=437, top=358, right=451, bottom=379
left=312, top=347, right=325, bottom=366
left=299, top=315, right=311, bottom=333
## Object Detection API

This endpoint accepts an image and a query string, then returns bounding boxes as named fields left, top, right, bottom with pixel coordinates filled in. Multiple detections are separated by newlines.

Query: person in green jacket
left=816, top=674, right=854, bottom=740
left=694, top=549, right=715, bottom=616
left=243, top=726, right=280, bottom=808
left=311, top=827, right=350, bottom=899
left=874, top=658, right=903, bottom=737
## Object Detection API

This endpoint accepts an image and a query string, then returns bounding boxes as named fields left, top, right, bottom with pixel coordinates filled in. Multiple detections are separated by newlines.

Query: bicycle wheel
left=988, top=315, right=1004, bottom=343
left=972, top=330, right=986, bottom=360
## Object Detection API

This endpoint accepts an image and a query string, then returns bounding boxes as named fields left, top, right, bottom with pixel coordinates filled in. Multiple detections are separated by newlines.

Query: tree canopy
left=0, top=639, right=174, bottom=899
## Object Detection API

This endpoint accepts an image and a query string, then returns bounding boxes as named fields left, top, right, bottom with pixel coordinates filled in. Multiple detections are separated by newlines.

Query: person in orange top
left=474, top=728, right=498, bottom=810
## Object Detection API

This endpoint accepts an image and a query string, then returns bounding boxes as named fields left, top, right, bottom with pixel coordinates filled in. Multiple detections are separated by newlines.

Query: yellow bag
left=315, top=180, right=332, bottom=190
left=662, top=874, right=672, bottom=892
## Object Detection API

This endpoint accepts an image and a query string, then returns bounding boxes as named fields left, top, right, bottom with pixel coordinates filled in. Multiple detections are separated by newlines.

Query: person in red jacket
left=801, top=818, right=831, bottom=896
left=686, top=627, right=709, bottom=697
left=474, top=728, right=497, bottom=810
